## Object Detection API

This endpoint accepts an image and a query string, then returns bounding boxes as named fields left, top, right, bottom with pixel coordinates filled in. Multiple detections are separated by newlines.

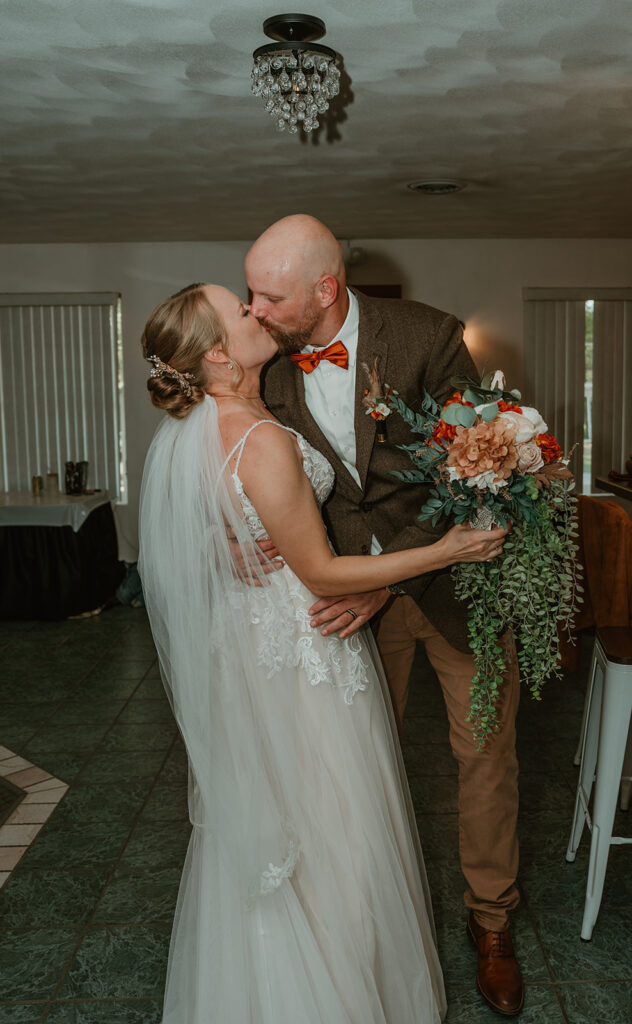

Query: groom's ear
left=316, top=274, right=339, bottom=309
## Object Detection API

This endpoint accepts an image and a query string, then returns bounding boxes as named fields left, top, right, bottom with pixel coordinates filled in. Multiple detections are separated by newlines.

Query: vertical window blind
left=0, top=292, right=127, bottom=501
left=592, top=298, right=632, bottom=486
left=523, top=288, right=632, bottom=495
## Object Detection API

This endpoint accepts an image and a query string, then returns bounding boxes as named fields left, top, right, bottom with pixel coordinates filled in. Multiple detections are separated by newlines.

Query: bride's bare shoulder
left=216, top=405, right=298, bottom=469
left=237, top=421, right=305, bottom=498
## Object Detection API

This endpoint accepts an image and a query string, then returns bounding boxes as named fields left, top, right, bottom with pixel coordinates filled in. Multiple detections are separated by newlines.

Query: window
left=584, top=301, right=593, bottom=493
left=523, top=288, right=632, bottom=495
left=0, top=292, right=127, bottom=501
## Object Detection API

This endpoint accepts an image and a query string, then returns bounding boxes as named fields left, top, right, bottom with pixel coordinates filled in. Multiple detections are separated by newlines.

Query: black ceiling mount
left=262, top=14, right=326, bottom=44
left=254, top=14, right=336, bottom=61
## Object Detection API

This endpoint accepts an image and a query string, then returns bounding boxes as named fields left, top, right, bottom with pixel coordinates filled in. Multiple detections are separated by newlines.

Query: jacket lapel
left=353, top=292, right=387, bottom=490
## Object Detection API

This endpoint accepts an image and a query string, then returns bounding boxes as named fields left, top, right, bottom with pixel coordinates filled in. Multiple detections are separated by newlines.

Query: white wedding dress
left=139, top=399, right=446, bottom=1024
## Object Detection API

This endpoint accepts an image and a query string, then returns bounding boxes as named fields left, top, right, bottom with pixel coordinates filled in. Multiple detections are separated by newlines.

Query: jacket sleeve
left=418, top=313, right=478, bottom=407
left=378, top=311, right=478, bottom=593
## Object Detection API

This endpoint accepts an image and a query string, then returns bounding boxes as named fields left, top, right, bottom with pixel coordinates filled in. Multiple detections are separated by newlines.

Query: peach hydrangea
left=446, top=418, right=519, bottom=490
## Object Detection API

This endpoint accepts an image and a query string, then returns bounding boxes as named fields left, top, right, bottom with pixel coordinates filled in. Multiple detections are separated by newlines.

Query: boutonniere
left=361, top=357, right=392, bottom=444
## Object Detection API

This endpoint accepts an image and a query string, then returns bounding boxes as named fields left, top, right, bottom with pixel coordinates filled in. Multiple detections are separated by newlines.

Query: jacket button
left=360, top=544, right=369, bottom=554
left=360, top=501, right=373, bottom=513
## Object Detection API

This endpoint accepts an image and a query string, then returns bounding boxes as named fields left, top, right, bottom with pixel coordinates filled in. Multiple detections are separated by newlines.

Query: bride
left=138, top=282, right=507, bottom=1024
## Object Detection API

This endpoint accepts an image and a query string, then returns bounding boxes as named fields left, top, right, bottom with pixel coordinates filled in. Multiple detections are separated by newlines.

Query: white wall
left=2, top=238, right=631, bottom=558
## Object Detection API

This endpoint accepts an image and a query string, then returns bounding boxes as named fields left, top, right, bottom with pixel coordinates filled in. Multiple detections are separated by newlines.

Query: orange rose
left=497, top=400, right=522, bottom=414
left=432, top=419, right=457, bottom=444
left=443, top=391, right=474, bottom=409
left=536, top=432, right=562, bottom=463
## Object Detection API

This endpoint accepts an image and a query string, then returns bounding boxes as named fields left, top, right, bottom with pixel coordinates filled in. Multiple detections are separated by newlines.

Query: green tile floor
left=0, top=608, right=630, bottom=1022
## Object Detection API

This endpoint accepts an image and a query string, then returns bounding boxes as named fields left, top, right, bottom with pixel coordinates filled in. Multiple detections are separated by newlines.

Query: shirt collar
left=302, top=288, right=359, bottom=365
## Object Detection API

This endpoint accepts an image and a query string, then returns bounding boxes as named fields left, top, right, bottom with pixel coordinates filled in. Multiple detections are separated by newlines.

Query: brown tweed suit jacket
left=262, top=289, right=478, bottom=652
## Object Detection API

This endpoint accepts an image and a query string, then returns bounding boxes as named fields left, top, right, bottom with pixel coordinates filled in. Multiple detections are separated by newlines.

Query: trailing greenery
left=451, top=481, right=581, bottom=747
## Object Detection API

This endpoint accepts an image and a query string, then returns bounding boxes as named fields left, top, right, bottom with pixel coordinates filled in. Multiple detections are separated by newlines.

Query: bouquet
left=385, top=370, right=582, bottom=748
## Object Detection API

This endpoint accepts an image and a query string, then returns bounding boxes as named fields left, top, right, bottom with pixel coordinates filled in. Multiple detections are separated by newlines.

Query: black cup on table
left=65, top=461, right=83, bottom=495
left=77, top=461, right=89, bottom=492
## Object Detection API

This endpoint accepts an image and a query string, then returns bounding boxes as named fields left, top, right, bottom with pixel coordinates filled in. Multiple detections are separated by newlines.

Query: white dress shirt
left=301, top=289, right=382, bottom=555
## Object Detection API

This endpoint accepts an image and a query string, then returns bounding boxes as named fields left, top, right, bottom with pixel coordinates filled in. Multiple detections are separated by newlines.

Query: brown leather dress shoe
left=467, top=911, right=525, bottom=1016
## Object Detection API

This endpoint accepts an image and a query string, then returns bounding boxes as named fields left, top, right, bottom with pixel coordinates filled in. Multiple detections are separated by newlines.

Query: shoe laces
left=491, top=929, right=512, bottom=956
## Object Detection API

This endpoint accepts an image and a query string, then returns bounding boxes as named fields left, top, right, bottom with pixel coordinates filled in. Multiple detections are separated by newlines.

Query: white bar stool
left=566, top=627, right=632, bottom=940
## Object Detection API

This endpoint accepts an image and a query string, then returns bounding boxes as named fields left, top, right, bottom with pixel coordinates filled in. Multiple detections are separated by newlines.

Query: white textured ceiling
left=2, top=0, right=632, bottom=241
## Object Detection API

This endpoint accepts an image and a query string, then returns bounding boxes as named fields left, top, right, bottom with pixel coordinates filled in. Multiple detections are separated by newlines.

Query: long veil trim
left=139, top=396, right=297, bottom=897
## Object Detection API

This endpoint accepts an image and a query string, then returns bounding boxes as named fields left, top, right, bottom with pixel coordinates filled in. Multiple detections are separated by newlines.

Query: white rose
left=520, top=406, right=548, bottom=437
left=498, top=407, right=546, bottom=443
left=465, top=470, right=509, bottom=494
left=518, top=407, right=549, bottom=440
left=515, top=440, right=544, bottom=474
left=447, top=465, right=508, bottom=493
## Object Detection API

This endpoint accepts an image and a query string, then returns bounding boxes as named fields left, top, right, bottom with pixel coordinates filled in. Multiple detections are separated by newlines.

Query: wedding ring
left=346, top=608, right=358, bottom=620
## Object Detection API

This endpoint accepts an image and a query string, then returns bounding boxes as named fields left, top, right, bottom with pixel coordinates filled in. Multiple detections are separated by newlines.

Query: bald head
left=247, top=214, right=345, bottom=289
left=245, top=215, right=349, bottom=352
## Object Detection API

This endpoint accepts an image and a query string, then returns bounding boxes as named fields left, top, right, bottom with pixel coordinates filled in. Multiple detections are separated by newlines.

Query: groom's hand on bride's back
left=226, top=528, right=285, bottom=586
left=308, top=589, right=390, bottom=639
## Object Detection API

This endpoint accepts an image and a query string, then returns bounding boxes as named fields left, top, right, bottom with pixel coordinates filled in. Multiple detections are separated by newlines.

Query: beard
left=258, top=304, right=321, bottom=356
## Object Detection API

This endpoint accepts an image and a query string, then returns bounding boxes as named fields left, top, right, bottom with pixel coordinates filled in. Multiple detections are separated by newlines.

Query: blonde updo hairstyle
left=141, top=283, right=243, bottom=419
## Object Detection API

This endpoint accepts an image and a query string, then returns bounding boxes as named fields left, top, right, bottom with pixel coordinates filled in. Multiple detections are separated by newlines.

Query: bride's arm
left=237, top=424, right=506, bottom=598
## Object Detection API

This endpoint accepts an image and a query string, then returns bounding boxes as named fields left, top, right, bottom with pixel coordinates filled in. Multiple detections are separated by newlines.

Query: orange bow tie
left=290, top=340, right=349, bottom=374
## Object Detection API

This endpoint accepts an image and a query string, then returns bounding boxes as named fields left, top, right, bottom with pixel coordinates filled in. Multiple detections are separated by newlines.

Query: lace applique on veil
left=247, top=835, right=300, bottom=908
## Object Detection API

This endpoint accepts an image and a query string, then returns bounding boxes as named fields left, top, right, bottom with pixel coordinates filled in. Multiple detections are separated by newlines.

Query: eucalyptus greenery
left=386, top=380, right=582, bottom=748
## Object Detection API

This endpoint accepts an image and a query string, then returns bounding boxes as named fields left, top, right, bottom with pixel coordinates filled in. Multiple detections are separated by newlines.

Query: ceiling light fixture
left=251, top=13, right=340, bottom=134
left=406, top=180, right=466, bottom=195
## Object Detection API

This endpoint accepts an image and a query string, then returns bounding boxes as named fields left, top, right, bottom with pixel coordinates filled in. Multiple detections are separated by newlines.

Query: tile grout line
left=38, top=730, right=182, bottom=1022
left=519, top=887, right=574, bottom=1024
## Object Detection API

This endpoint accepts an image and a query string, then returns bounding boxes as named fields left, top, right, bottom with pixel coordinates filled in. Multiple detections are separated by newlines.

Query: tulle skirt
left=160, top=570, right=446, bottom=1024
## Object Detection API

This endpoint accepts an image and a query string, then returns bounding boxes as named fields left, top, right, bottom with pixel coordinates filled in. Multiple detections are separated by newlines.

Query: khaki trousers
left=376, top=596, right=520, bottom=931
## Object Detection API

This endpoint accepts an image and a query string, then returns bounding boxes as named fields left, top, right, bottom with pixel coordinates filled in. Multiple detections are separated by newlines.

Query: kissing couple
left=138, top=214, right=523, bottom=1022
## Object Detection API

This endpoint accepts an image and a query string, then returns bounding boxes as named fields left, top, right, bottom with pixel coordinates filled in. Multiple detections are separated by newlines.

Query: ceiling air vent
left=406, top=180, right=466, bottom=195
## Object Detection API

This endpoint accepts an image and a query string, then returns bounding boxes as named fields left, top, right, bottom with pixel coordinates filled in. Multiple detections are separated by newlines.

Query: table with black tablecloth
left=0, top=491, right=124, bottom=619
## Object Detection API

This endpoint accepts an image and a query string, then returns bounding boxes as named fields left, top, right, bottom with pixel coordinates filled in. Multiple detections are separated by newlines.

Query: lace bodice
left=223, top=419, right=368, bottom=709
left=229, top=420, right=335, bottom=541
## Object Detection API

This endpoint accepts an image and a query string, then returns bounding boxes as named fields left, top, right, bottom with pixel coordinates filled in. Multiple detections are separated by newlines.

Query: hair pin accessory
left=147, top=354, right=194, bottom=398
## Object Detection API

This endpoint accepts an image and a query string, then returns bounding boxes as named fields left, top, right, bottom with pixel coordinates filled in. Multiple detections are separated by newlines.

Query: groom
left=247, top=214, right=523, bottom=1016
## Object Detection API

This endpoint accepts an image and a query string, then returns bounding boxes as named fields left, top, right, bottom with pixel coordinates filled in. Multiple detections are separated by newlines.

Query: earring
left=227, top=362, right=233, bottom=370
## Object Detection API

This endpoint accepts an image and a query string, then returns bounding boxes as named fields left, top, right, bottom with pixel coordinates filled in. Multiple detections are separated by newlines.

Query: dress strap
left=220, top=419, right=298, bottom=479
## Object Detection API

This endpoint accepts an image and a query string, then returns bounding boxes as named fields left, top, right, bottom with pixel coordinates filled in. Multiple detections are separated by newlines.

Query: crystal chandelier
left=251, top=14, right=340, bottom=134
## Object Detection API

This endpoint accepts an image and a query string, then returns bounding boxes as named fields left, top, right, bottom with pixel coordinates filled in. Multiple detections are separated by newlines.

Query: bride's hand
left=437, top=522, right=510, bottom=567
